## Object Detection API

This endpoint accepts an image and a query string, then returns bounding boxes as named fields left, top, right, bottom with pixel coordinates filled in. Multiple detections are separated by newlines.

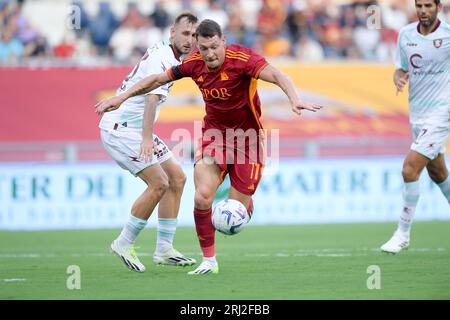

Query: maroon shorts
left=194, top=131, right=266, bottom=196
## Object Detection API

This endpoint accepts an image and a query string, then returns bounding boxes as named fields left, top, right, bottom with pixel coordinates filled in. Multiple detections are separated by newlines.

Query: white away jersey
left=395, top=21, right=450, bottom=124
left=100, top=40, right=182, bottom=130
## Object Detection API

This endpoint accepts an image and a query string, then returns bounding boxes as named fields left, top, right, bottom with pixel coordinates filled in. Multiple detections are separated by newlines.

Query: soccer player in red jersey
left=96, top=19, right=322, bottom=275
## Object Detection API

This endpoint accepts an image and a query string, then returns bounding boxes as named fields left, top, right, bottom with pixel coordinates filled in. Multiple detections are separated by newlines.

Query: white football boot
left=187, top=259, right=219, bottom=275
left=153, top=248, right=196, bottom=266
left=380, top=230, right=410, bottom=254
left=110, top=239, right=146, bottom=272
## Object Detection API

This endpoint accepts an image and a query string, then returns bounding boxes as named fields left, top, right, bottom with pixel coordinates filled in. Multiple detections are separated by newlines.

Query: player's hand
left=95, top=95, right=125, bottom=116
left=292, top=101, right=323, bottom=116
left=139, top=137, right=155, bottom=163
left=395, top=72, right=409, bottom=96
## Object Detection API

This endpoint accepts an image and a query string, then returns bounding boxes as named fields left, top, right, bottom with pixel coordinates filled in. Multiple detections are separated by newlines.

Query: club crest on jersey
left=220, top=72, right=229, bottom=81
left=433, top=39, right=442, bottom=48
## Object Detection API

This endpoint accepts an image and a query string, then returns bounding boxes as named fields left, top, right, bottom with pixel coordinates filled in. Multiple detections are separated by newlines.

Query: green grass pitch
left=1, top=221, right=449, bottom=300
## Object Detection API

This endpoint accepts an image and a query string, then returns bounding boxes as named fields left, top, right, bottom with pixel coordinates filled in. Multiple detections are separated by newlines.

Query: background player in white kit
left=99, top=13, right=199, bottom=272
left=381, top=0, right=450, bottom=254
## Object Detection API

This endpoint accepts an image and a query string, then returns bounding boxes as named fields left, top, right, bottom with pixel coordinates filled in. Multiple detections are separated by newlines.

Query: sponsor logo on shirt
left=410, top=53, right=423, bottom=69
left=199, top=87, right=232, bottom=100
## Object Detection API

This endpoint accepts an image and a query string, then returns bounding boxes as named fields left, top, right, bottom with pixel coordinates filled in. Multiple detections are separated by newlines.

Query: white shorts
left=410, top=118, right=449, bottom=160
left=101, top=128, right=172, bottom=176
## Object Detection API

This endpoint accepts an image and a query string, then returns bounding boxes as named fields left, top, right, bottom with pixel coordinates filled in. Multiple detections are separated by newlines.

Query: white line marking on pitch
left=0, top=248, right=445, bottom=259
left=246, top=253, right=355, bottom=257
left=295, top=253, right=354, bottom=257
left=2, top=278, right=26, bottom=282
left=0, top=252, right=201, bottom=258
left=0, top=253, right=42, bottom=258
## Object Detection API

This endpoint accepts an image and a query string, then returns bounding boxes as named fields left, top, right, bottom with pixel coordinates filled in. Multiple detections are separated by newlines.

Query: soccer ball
left=212, top=199, right=249, bottom=235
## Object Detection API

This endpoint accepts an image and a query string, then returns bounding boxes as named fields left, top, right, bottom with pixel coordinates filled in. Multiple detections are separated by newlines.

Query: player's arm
left=95, top=71, right=172, bottom=116
left=258, top=64, right=322, bottom=116
left=394, top=68, right=409, bottom=96
left=393, top=30, right=409, bottom=96
left=139, top=94, right=159, bottom=163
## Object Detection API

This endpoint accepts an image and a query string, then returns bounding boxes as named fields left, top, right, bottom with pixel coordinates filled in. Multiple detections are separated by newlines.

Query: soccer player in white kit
left=381, top=0, right=450, bottom=254
left=99, top=13, right=199, bottom=272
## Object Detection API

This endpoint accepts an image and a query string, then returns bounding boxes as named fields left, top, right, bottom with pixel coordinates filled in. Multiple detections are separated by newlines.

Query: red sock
left=193, top=207, right=215, bottom=257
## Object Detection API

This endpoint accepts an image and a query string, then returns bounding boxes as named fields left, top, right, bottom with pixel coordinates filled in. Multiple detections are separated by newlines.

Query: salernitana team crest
left=433, top=39, right=443, bottom=48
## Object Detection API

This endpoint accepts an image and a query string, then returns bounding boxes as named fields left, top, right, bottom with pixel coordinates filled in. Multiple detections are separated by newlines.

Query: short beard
left=420, top=15, right=437, bottom=28
left=174, top=44, right=188, bottom=56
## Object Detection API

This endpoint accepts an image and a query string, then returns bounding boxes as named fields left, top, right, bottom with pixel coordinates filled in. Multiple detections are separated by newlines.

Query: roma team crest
left=220, top=72, right=229, bottom=81
left=433, top=39, right=443, bottom=48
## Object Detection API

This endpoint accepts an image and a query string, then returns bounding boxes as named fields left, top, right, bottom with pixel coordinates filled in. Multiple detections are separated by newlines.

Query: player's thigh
left=137, top=135, right=174, bottom=187
left=160, top=156, right=186, bottom=187
left=137, top=163, right=169, bottom=189
left=194, top=156, right=223, bottom=198
left=426, top=153, right=449, bottom=183
left=228, top=162, right=263, bottom=198
left=228, top=187, right=252, bottom=209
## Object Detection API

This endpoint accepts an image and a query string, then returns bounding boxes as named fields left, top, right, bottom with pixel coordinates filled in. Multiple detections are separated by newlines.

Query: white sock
left=204, top=256, right=217, bottom=264
left=156, top=218, right=177, bottom=253
left=397, top=181, right=420, bottom=234
left=437, top=176, right=450, bottom=205
left=117, top=215, right=147, bottom=246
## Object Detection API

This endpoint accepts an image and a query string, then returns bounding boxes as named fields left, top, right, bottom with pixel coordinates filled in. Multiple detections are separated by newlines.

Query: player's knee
left=402, top=163, right=420, bottom=182
left=194, top=189, right=214, bottom=208
left=169, top=172, right=186, bottom=192
left=150, top=176, right=169, bottom=197
left=155, top=181, right=169, bottom=197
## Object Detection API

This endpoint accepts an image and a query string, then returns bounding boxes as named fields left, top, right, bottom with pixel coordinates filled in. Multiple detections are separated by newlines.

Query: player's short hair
left=195, top=19, right=222, bottom=39
left=415, top=0, right=441, bottom=5
left=174, top=12, right=198, bottom=25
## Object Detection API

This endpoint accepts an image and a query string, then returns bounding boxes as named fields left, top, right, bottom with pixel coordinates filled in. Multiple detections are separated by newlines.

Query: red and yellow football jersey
left=167, top=44, right=268, bottom=132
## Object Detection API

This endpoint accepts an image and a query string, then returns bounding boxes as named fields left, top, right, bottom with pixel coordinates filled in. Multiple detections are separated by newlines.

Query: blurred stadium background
left=0, top=0, right=450, bottom=300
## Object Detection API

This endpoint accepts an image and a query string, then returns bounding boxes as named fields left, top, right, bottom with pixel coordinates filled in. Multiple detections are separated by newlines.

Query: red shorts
left=194, top=130, right=266, bottom=196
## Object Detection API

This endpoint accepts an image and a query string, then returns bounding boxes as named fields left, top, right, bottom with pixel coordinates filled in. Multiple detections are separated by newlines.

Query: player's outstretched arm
left=95, top=72, right=172, bottom=116
left=258, top=64, right=322, bottom=116
left=393, top=69, right=409, bottom=96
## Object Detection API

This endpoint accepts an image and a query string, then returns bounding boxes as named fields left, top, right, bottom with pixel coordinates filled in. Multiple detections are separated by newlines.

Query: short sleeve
left=394, top=31, right=408, bottom=72
left=244, top=49, right=269, bottom=79
left=168, top=53, right=199, bottom=80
